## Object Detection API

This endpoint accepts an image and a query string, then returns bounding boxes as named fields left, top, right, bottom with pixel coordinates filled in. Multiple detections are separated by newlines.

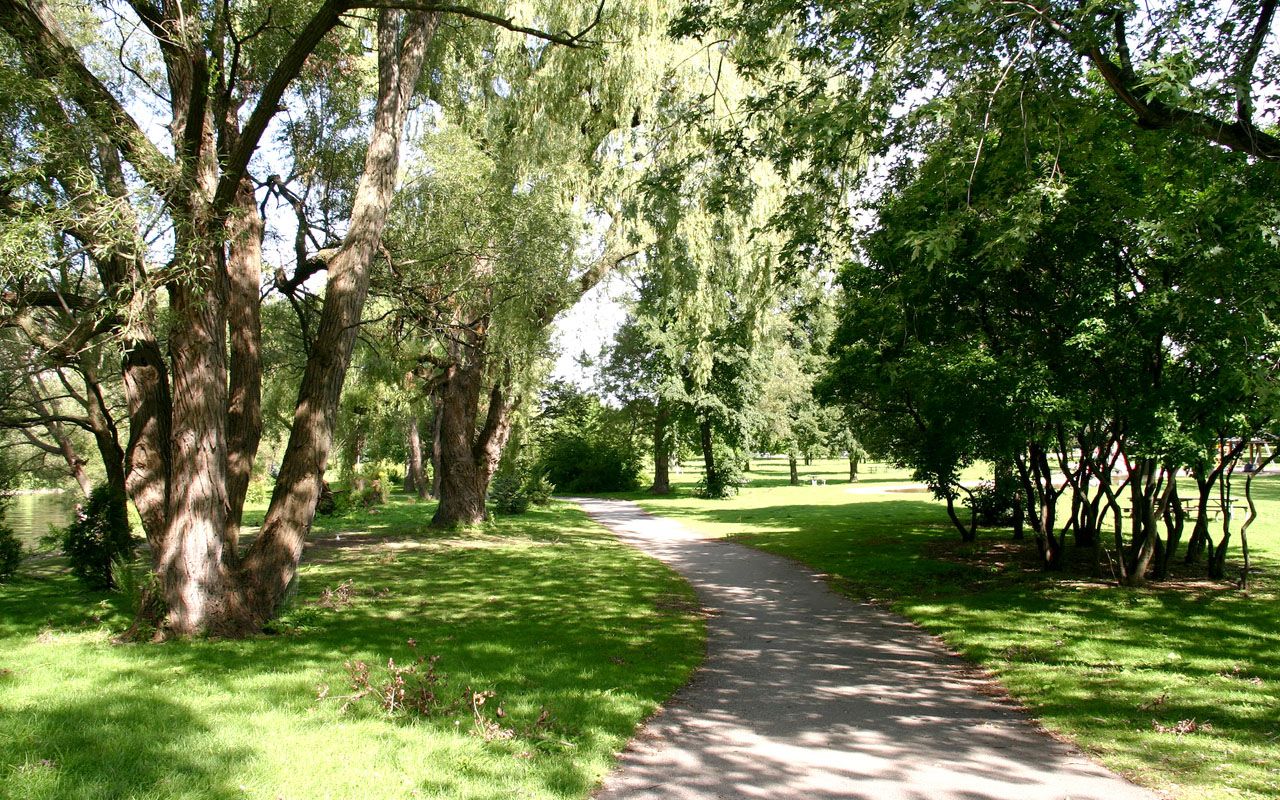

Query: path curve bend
left=573, top=497, right=1157, bottom=800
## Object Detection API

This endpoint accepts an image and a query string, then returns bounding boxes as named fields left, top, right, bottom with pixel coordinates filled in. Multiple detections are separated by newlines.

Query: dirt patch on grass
left=926, top=534, right=1269, bottom=596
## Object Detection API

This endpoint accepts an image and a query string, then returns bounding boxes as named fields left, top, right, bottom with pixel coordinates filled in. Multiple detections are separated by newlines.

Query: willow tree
left=376, top=2, right=707, bottom=526
left=611, top=45, right=788, bottom=498
left=0, top=0, right=597, bottom=636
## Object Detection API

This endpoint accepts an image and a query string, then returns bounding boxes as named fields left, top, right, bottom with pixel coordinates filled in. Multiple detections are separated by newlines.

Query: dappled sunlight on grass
left=0, top=498, right=704, bottom=800
left=621, top=467, right=1280, bottom=800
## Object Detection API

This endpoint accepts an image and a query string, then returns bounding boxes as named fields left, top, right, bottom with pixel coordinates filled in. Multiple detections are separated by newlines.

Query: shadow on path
left=573, top=497, right=1157, bottom=800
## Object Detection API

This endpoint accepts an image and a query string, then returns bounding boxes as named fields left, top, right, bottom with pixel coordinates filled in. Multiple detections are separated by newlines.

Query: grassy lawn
left=0, top=497, right=704, bottom=800
left=628, top=456, right=1280, bottom=800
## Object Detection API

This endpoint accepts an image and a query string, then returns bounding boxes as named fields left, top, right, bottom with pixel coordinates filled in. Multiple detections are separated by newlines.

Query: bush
left=57, top=486, right=135, bottom=590
left=966, top=479, right=1018, bottom=526
left=245, top=475, right=274, bottom=505
left=353, top=463, right=393, bottom=507
left=489, top=469, right=530, bottom=515
left=537, top=434, right=641, bottom=494
left=0, top=523, right=21, bottom=583
left=525, top=471, right=555, bottom=506
left=697, top=442, right=746, bottom=499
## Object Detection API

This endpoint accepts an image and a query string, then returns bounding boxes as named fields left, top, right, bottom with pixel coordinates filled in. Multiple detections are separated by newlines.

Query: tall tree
left=0, top=0, right=595, bottom=635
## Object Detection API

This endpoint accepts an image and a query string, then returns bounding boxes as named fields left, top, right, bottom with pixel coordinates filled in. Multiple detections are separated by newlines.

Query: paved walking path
left=572, top=497, right=1158, bottom=800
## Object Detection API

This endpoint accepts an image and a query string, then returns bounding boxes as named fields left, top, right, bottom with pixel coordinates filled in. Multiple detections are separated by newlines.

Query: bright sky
left=549, top=275, right=629, bottom=388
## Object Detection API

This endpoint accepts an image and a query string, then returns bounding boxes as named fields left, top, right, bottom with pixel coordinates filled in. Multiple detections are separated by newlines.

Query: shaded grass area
left=0, top=498, right=703, bottom=800
left=629, top=457, right=1280, bottom=800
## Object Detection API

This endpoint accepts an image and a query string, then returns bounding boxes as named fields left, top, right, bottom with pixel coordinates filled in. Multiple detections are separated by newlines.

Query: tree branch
left=1235, top=0, right=1277, bottom=123
left=0, top=0, right=174, bottom=190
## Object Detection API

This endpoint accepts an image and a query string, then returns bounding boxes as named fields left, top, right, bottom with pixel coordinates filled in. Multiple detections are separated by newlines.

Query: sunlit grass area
left=627, top=456, right=1280, bottom=800
left=0, top=498, right=704, bottom=800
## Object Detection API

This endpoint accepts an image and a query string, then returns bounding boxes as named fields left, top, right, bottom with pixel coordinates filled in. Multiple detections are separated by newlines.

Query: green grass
left=628, top=456, right=1280, bottom=800
left=0, top=497, right=704, bottom=800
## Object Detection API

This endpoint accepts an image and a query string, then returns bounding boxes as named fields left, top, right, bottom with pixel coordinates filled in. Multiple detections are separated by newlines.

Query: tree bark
left=650, top=399, right=671, bottom=494
left=239, top=10, right=437, bottom=627
left=789, top=453, right=799, bottom=485
left=406, top=415, right=428, bottom=499
left=430, top=400, right=443, bottom=499
left=699, top=418, right=719, bottom=494
left=224, top=177, right=264, bottom=547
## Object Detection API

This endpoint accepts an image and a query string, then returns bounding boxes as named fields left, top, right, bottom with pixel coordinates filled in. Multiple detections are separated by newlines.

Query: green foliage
left=54, top=486, right=134, bottom=590
left=488, top=468, right=530, bottom=515
left=696, top=441, right=746, bottom=499
left=524, top=471, right=555, bottom=506
left=353, top=462, right=394, bottom=508
left=533, top=383, right=643, bottom=494
left=539, top=434, right=642, bottom=494
left=0, top=498, right=704, bottom=800
left=0, top=524, right=20, bottom=583
left=245, top=475, right=274, bottom=505
left=966, top=480, right=1016, bottom=527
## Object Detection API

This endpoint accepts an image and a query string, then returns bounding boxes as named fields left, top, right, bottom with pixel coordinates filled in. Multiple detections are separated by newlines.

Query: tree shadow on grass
left=625, top=492, right=1280, bottom=799
left=2, top=684, right=251, bottom=800
left=3, top=502, right=704, bottom=800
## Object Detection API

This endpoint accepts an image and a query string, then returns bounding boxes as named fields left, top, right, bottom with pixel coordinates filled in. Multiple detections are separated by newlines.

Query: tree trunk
left=238, top=11, right=437, bottom=628
left=159, top=247, right=242, bottom=636
left=224, top=177, right=264, bottom=548
left=650, top=399, right=671, bottom=494
left=431, top=356, right=517, bottom=528
left=406, top=415, right=428, bottom=499
left=944, top=490, right=977, bottom=542
left=1125, top=461, right=1160, bottom=586
left=848, top=452, right=859, bottom=482
left=78, top=361, right=128, bottom=500
left=430, top=400, right=443, bottom=499
left=789, top=453, right=799, bottom=485
left=1184, top=472, right=1215, bottom=564
left=699, top=418, right=719, bottom=494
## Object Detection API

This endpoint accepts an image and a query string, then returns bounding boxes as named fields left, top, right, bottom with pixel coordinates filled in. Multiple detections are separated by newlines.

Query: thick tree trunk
left=224, top=178, right=264, bottom=547
left=239, top=11, right=436, bottom=628
left=431, top=353, right=517, bottom=527
left=430, top=400, right=443, bottom=499
left=699, top=418, right=718, bottom=493
left=159, top=249, right=242, bottom=636
left=406, top=415, right=428, bottom=499
left=789, top=453, right=799, bottom=485
left=650, top=400, right=671, bottom=494
left=848, top=453, right=859, bottom=482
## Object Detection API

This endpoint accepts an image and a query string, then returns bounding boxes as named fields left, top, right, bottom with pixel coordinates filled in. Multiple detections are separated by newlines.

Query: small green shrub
left=525, top=471, right=555, bottom=506
left=537, top=435, right=641, bottom=493
left=0, top=523, right=21, bottom=583
left=489, top=469, right=530, bottom=515
left=353, top=463, right=393, bottom=507
left=967, top=479, right=1018, bottom=526
left=57, top=486, right=135, bottom=590
left=245, top=476, right=274, bottom=505
left=697, top=442, right=746, bottom=499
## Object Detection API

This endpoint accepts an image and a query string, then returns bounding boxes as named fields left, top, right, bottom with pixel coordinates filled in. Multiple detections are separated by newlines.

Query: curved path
left=573, top=497, right=1157, bottom=800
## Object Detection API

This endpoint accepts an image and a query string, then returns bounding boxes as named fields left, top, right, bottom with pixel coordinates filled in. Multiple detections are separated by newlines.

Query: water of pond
left=3, top=492, right=75, bottom=547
